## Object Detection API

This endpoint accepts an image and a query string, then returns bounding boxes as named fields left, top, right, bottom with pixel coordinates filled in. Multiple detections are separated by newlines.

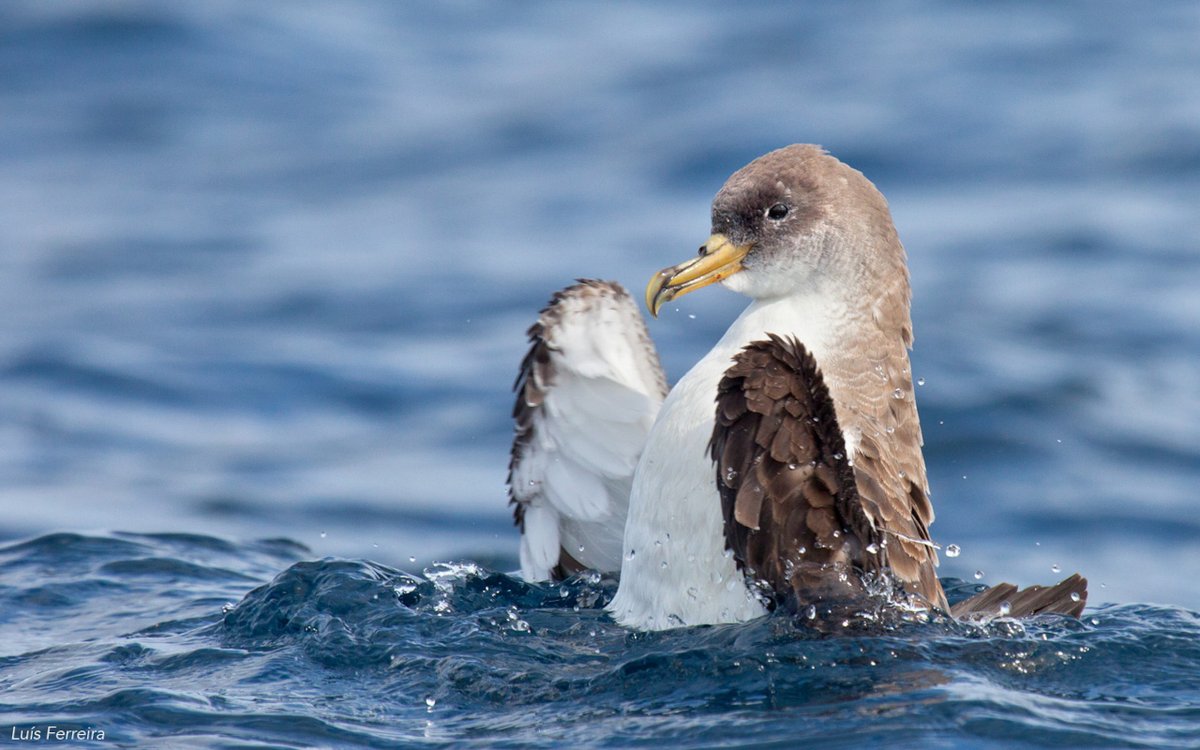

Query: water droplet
left=1070, top=592, right=1081, bottom=602
left=654, top=539, right=662, bottom=547
left=866, top=543, right=879, bottom=554
left=221, top=602, right=235, bottom=614
left=832, top=452, right=843, bottom=460
left=805, top=605, right=817, bottom=620
left=687, top=587, right=699, bottom=599
left=945, top=544, right=961, bottom=558
left=787, top=462, right=798, bottom=470
left=892, top=388, right=904, bottom=399
left=425, top=697, right=436, bottom=710
left=974, top=570, right=984, bottom=580
left=320, top=532, right=327, bottom=539
left=725, top=468, right=738, bottom=483
left=578, top=544, right=585, bottom=553
left=917, top=378, right=925, bottom=386
left=625, top=549, right=636, bottom=561
left=886, top=426, right=895, bottom=434
left=797, top=546, right=806, bottom=554
left=372, top=543, right=379, bottom=549
left=409, top=556, right=416, bottom=563
left=723, top=548, right=734, bottom=559
left=1051, top=563, right=1061, bottom=573
left=660, top=560, right=668, bottom=569
left=687, top=313, right=696, bottom=320
left=998, top=601, right=1011, bottom=616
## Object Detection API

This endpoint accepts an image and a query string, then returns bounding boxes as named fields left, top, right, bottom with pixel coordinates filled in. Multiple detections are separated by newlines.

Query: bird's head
left=646, top=144, right=905, bottom=316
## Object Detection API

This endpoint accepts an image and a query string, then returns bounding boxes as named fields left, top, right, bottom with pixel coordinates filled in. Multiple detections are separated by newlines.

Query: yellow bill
left=645, top=233, right=751, bottom=317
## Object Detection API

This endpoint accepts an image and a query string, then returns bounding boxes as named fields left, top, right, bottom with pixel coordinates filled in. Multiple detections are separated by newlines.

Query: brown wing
left=825, top=266, right=948, bottom=610
left=709, top=335, right=887, bottom=612
left=852, top=422, right=946, bottom=609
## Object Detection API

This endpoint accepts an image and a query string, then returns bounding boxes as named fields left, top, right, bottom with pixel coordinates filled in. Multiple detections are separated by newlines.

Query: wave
left=2, top=532, right=1195, bottom=748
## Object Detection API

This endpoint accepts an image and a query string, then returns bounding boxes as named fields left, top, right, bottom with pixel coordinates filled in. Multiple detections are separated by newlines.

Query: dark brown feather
left=710, top=335, right=886, bottom=612
left=951, top=573, right=1088, bottom=619
left=508, top=303, right=555, bottom=533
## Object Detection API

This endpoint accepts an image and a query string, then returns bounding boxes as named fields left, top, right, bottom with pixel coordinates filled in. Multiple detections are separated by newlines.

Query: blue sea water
left=0, top=1, right=1198, bottom=747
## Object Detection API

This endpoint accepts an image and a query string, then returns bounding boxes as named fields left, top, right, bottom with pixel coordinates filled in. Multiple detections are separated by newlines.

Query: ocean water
left=0, top=1, right=1198, bottom=747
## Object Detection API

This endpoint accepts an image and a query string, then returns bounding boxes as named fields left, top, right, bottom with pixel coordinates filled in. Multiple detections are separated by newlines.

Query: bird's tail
left=950, top=573, right=1088, bottom=619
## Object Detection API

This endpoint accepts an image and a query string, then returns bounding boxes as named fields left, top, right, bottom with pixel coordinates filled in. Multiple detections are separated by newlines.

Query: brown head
left=646, top=144, right=909, bottom=316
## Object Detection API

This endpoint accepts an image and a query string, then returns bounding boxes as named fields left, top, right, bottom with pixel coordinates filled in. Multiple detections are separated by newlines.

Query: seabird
left=509, top=144, right=1087, bottom=630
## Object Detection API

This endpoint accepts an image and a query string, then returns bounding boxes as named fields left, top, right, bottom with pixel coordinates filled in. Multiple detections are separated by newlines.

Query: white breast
left=607, top=289, right=850, bottom=630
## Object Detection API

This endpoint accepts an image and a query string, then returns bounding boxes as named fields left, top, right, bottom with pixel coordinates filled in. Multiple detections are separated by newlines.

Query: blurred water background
left=1, top=2, right=1198, bottom=747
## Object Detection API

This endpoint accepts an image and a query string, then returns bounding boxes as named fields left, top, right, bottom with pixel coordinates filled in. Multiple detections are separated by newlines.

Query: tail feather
left=951, top=573, right=1088, bottom=619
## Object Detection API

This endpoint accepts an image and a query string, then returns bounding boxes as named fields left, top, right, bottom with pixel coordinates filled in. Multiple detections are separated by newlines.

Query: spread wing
left=509, top=280, right=667, bottom=581
left=710, top=335, right=888, bottom=611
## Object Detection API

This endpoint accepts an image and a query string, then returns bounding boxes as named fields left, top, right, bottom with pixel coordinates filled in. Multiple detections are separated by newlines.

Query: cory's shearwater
left=508, top=144, right=1087, bottom=630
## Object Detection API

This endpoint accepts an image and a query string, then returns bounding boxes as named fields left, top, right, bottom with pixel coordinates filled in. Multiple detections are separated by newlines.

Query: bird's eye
left=766, top=203, right=789, bottom=220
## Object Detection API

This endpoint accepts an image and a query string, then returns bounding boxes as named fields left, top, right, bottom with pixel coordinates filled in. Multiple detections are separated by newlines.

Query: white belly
left=607, top=291, right=847, bottom=630
left=606, top=350, right=768, bottom=630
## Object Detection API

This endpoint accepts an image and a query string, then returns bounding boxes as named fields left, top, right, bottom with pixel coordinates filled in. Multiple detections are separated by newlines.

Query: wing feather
left=710, top=335, right=887, bottom=611
left=509, top=280, right=667, bottom=580
left=952, top=573, right=1088, bottom=619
